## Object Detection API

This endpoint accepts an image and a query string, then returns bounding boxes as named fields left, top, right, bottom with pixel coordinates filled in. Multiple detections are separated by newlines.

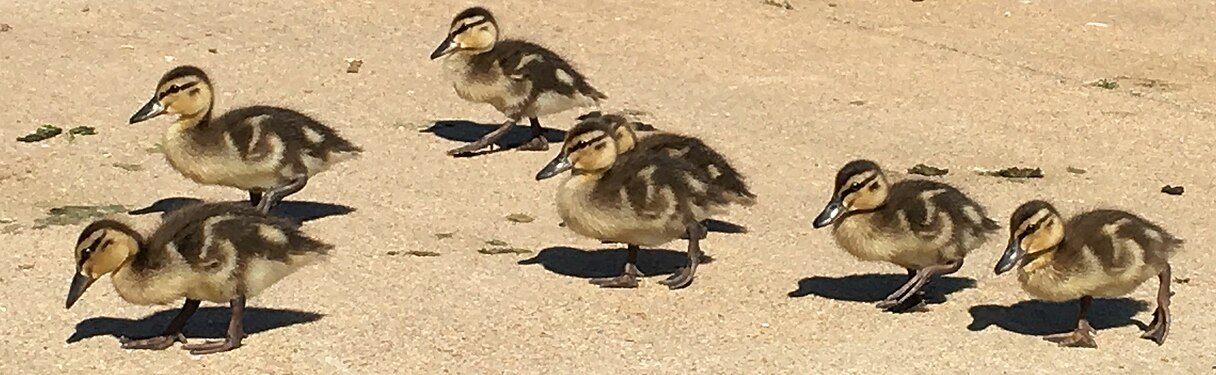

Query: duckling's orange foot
left=1045, top=324, right=1098, bottom=348
left=119, top=333, right=186, bottom=350
left=182, top=337, right=242, bottom=355
left=516, top=137, right=549, bottom=151
left=659, top=267, right=696, bottom=290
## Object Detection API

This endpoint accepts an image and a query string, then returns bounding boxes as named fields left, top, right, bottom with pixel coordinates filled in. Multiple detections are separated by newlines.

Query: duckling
left=575, top=111, right=755, bottom=240
left=65, top=202, right=332, bottom=355
left=995, top=200, right=1181, bottom=348
left=811, top=160, right=1000, bottom=312
left=534, top=116, right=746, bottom=289
left=128, top=65, right=362, bottom=214
left=430, top=6, right=607, bottom=156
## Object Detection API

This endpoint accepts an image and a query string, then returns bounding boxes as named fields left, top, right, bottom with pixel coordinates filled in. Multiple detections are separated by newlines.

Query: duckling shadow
left=787, top=274, right=977, bottom=305
left=703, top=219, right=747, bottom=234
left=967, top=299, right=1150, bottom=336
left=66, top=307, right=324, bottom=344
left=128, top=197, right=354, bottom=224
left=422, top=120, right=566, bottom=156
left=518, top=246, right=714, bottom=279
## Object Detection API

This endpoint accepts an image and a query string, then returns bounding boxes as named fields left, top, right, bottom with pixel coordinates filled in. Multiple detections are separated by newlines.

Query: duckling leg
left=182, top=295, right=246, bottom=355
left=447, top=120, right=517, bottom=156
left=1045, top=296, right=1098, bottom=348
left=882, top=259, right=963, bottom=312
left=1141, top=263, right=1172, bottom=345
left=660, top=222, right=707, bottom=290
left=256, top=177, right=308, bottom=214
left=248, top=190, right=263, bottom=207
left=120, top=299, right=200, bottom=350
left=516, top=117, right=550, bottom=151
left=589, top=245, right=643, bottom=288
left=875, top=268, right=923, bottom=309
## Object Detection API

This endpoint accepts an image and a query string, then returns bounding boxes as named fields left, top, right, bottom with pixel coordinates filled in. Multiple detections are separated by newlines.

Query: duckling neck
left=1020, top=245, right=1060, bottom=274
left=572, top=168, right=609, bottom=179
left=110, top=243, right=175, bottom=305
left=836, top=203, right=888, bottom=224
left=176, top=108, right=214, bottom=131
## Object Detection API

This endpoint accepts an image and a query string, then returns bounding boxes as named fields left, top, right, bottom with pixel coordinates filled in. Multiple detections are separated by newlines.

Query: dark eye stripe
left=568, top=134, right=608, bottom=152
left=79, top=238, right=110, bottom=267
left=841, top=175, right=877, bottom=196
left=1018, top=215, right=1051, bottom=239
left=159, top=81, right=200, bottom=98
left=451, top=19, right=489, bottom=36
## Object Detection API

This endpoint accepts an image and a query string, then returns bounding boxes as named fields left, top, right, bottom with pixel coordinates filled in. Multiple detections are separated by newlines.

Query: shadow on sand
left=420, top=120, right=566, bottom=157
left=128, top=197, right=355, bottom=224
left=967, top=298, right=1151, bottom=336
left=67, top=307, right=324, bottom=344
left=518, top=246, right=714, bottom=279
left=787, top=273, right=977, bottom=306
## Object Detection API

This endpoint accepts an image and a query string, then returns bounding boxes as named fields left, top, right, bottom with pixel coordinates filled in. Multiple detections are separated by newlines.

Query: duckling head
left=536, top=120, right=619, bottom=180
left=66, top=220, right=142, bottom=309
left=811, top=159, right=890, bottom=228
left=128, top=65, right=214, bottom=124
left=430, top=7, right=500, bottom=60
left=995, top=200, right=1065, bottom=274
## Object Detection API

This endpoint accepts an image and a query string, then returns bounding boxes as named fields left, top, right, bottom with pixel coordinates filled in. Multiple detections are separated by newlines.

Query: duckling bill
left=66, top=202, right=331, bottom=355
left=812, top=160, right=1000, bottom=312
left=431, top=7, right=606, bottom=156
left=995, top=200, right=1180, bottom=348
left=128, top=65, right=362, bottom=214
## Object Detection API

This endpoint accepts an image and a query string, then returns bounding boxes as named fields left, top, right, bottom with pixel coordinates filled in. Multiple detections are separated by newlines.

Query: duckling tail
left=728, top=191, right=757, bottom=207
left=982, top=217, right=1001, bottom=231
left=585, top=87, right=608, bottom=102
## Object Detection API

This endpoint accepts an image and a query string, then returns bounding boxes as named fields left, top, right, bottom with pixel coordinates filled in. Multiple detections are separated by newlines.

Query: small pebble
left=1161, top=185, right=1184, bottom=196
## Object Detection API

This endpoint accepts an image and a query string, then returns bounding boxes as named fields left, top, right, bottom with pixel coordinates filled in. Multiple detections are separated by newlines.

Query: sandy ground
left=1, top=0, right=1214, bottom=373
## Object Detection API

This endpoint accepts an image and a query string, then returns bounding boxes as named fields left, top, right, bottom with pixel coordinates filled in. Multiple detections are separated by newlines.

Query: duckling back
left=835, top=180, right=1000, bottom=268
left=1019, top=210, right=1181, bottom=301
left=454, top=40, right=606, bottom=119
left=634, top=133, right=756, bottom=207
left=116, top=202, right=331, bottom=305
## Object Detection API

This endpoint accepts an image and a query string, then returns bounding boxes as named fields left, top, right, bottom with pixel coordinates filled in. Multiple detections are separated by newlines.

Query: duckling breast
left=111, top=265, right=196, bottom=305
left=447, top=56, right=528, bottom=114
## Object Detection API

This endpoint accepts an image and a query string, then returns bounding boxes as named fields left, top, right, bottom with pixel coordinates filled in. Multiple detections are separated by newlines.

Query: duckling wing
left=494, top=40, right=607, bottom=100
left=637, top=134, right=755, bottom=205
left=881, top=180, right=1000, bottom=254
left=216, top=106, right=362, bottom=172
left=207, top=105, right=359, bottom=178
left=139, top=203, right=332, bottom=274
left=1061, top=210, right=1181, bottom=273
left=593, top=152, right=716, bottom=222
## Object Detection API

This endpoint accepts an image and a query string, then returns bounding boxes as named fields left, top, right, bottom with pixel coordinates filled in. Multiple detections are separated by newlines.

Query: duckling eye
left=1024, top=223, right=1039, bottom=233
